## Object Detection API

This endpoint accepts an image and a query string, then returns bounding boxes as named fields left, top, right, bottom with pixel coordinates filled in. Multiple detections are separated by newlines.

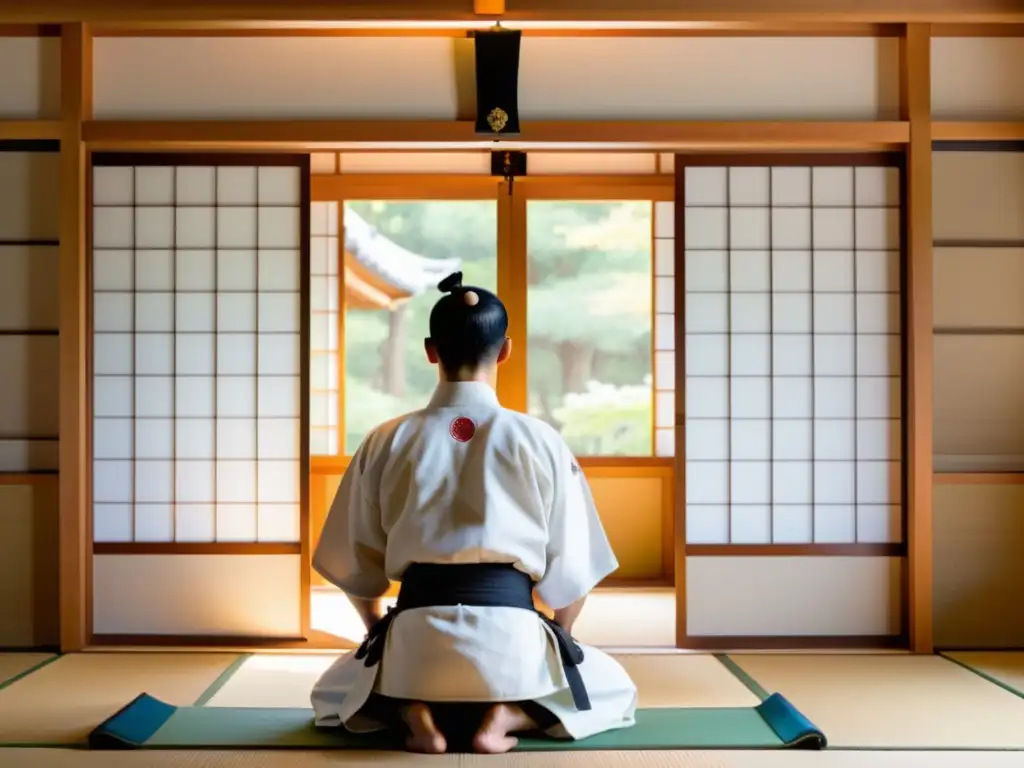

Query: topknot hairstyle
left=428, top=271, right=509, bottom=376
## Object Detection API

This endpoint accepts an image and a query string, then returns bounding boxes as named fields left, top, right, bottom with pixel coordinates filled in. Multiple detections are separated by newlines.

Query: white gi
left=311, top=381, right=637, bottom=740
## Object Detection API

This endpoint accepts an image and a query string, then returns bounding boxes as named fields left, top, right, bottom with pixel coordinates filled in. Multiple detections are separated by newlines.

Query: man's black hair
left=427, top=271, right=508, bottom=377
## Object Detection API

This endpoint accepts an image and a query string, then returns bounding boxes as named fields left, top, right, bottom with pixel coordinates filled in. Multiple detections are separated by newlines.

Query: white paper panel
left=91, top=161, right=305, bottom=544
left=310, top=202, right=342, bottom=457
left=92, top=555, right=302, bottom=636
left=687, top=556, right=902, bottom=636
left=683, top=162, right=903, bottom=545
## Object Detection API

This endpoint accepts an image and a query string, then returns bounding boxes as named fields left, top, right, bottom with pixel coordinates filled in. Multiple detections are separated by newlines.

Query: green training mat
left=87, top=691, right=827, bottom=751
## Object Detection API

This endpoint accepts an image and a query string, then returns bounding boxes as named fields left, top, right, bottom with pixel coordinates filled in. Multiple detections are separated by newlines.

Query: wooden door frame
left=307, top=172, right=677, bottom=649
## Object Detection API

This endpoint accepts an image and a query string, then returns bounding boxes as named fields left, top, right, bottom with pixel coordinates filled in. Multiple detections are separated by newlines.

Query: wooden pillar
left=900, top=23, right=934, bottom=654
left=58, top=22, right=93, bottom=652
left=495, top=180, right=528, bottom=412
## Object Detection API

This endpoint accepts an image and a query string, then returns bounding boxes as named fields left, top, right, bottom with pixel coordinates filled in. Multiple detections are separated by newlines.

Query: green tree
left=342, top=200, right=653, bottom=457
left=525, top=201, right=652, bottom=454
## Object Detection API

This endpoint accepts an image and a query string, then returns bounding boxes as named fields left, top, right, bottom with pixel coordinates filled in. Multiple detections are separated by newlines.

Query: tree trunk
left=558, top=341, right=594, bottom=394
left=383, top=304, right=408, bottom=397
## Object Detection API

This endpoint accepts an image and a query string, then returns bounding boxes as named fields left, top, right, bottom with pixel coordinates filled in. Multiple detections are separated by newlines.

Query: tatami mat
left=728, top=653, right=1024, bottom=749
left=0, top=652, right=54, bottom=687
left=204, top=652, right=758, bottom=709
left=614, top=654, right=759, bottom=708
left=2, top=749, right=1023, bottom=767
left=945, top=652, right=1024, bottom=698
left=203, top=654, right=337, bottom=709
left=0, top=652, right=240, bottom=745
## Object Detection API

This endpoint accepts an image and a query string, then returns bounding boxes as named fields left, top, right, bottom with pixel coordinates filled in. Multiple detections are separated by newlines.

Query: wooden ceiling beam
left=1, top=0, right=1022, bottom=24
left=81, top=120, right=910, bottom=151
left=474, top=0, right=505, bottom=16
left=507, top=0, right=1024, bottom=23
left=0, top=120, right=63, bottom=140
left=87, top=22, right=905, bottom=37
left=932, top=122, right=1024, bottom=141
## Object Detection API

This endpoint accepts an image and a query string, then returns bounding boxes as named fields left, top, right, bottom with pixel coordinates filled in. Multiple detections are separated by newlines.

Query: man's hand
left=553, top=595, right=587, bottom=636
left=349, top=596, right=387, bottom=632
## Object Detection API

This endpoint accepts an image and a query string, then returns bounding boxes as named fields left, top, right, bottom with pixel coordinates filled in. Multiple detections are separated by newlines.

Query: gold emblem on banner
left=487, top=107, right=509, bottom=133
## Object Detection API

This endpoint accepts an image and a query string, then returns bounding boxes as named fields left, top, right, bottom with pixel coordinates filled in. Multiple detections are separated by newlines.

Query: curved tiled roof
left=343, top=207, right=461, bottom=297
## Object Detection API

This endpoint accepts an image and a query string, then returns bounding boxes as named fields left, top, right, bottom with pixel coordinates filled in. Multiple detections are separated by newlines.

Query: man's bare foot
left=472, top=704, right=538, bottom=754
left=400, top=702, right=447, bottom=754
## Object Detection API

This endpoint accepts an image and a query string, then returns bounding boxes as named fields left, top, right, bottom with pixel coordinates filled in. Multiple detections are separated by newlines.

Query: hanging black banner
left=473, top=28, right=522, bottom=137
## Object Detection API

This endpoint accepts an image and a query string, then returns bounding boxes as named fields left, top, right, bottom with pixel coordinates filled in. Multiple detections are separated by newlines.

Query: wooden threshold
left=89, top=630, right=351, bottom=650
left=599, top=576, right=673, bottom=588
left=682, top=634, right=907, bottom=651
left=81, top=120, right=910, bottom=151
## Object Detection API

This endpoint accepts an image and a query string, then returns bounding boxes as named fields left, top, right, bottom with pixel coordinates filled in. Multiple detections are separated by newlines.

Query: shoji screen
left=91, top=156, right=309, bottom=544
left=682, top=159, right=903, bottom=547
left=309, top=201, right=340, bottom=456
left=89, top=155, right=310, bottom=639
left=654, top=200, right=677, bottom=458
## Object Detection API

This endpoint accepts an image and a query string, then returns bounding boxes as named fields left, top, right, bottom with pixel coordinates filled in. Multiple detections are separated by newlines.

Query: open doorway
left=306, top=162, right=678, bottom=650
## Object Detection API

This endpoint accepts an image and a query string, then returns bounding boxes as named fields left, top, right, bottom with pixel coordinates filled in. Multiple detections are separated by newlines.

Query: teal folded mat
left=88, top=691, right=827, bottom=751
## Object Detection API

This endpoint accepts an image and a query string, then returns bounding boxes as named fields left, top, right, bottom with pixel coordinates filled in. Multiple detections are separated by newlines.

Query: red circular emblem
left=450, top=417, right=476, bottom=443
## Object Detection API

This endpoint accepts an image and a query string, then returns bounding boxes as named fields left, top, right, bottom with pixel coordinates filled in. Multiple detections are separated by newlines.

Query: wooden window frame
left=308, top=175, right=677, bottom=597
left=308, top=175, right=681, bottom=474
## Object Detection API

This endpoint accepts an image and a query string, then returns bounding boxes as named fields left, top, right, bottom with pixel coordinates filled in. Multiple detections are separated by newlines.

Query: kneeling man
left=311, top=272, right=637, bottom=754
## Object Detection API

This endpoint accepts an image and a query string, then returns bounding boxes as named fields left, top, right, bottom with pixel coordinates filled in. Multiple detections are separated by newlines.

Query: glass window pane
left=342, top=200, right=498, bottom=455
left=526, top=201, right=653, bottom=457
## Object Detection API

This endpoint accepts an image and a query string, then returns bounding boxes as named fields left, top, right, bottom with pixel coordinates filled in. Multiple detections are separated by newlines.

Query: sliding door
left=89, top=155, right=310, bottom=642
left=678, top=156, right=905, bottom=648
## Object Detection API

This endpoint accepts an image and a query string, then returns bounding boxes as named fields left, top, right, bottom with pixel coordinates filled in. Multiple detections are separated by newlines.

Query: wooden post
left=495, top=180, right=528, bottom=412
left=58, top=22, right=93, bottom=652
left=900, top=23, right=934, bottom=654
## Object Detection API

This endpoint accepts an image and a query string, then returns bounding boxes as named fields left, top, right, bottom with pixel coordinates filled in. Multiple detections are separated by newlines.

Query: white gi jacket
left=310, top=381, right=638, bottom=740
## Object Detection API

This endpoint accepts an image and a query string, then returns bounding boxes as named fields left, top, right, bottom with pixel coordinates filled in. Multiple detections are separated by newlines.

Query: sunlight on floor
left=311, top=587, right=677, bottom=648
